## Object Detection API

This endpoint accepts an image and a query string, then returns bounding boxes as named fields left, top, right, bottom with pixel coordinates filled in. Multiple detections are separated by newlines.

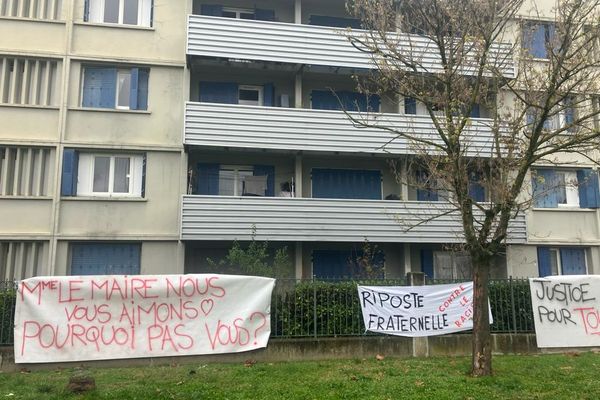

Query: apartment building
left=1, top=0, right=598, bottom=280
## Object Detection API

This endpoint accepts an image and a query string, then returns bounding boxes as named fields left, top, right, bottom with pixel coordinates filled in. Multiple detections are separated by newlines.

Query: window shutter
left=469, top=171, right=485, bottom=202
left=421, top=249, right=434, bottom=278
left=404, top=97, right=417, bottom=114
left=61, top=149, right=79, bottom=196
left=200, top=4, right=223, bottom=16
left=137, top=69, right=149, bottom=110
left=342, top=91, right=380, bottom=112
left=71, top=243, right=141, bottom=275
left=309, top=15, right=362, bottom=29
left=196, top=163, right=220, bottom=195
left=560, top=248, right=586, bottom=275
left=313, top=250, right=350, bottom=279
left=312, top=169, right=381, bottom=200
left=470, top=104, right=481, bottom=118
left=199, top=81, right=239, bottom=104
left=141, top=154, right=147, bottom=198
left=532, top=169, right=559, bottom=208
left=416, top=169, right=438, bottom=201
left=311, top=90, right=339, bottom=110
left=263, top=83, right=275, bottom=107
left=90, top=67, right=117, bottom=109
left=255, top=8, right=275, bottom=21
left=84, top=0, right=90, bottom=22
left=577, top=169, right=600, bottom=208
left=537, top=247, right=552, bottom=277
left=564, top=97, right=575, bottom=127
left=253, top=165, right=275, bottom=196
left=524, top=23, right=547, bottom=58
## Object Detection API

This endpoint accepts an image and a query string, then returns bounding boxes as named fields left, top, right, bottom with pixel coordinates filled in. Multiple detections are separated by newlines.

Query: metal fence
left=0, top=278, right=534, bottom=346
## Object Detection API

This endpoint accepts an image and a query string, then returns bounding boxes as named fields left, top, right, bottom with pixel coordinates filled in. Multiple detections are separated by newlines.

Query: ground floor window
left=537, top=247, right=587, bottom=276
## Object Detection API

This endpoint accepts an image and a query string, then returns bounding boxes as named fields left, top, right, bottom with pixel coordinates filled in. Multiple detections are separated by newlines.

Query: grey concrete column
left=295, top=242, right=303, bottom=279
left=294, top=154, right=303, bottom=197
left=294, top=71, right=303, bottom=108
left=403, top=243, right=412, bottom=273
left=294, top=0, right=302, bottom=24
left=407, top=272, right=429, bottom=357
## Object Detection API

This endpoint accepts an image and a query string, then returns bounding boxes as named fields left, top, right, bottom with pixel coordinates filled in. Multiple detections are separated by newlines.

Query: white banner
left=14, top=274, right=275, bottom=363
left=530, top=275, right=600, bottom=348
left=358, top=282, right=492, bottom=337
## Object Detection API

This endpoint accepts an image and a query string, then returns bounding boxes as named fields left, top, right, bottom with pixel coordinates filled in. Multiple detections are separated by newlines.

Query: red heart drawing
left=201, top=299, right=214, bottom=316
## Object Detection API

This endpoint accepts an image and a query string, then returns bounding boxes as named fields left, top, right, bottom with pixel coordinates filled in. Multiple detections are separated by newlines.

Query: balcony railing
left=185, top=102, right=504, bottom=156
left=181, top=195, right=527, bottom=243
left=187, top=15, right=515, bottom=77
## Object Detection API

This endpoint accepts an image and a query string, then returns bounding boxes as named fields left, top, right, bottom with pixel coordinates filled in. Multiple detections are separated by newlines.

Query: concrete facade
left=1, top=0, right=599, bottom=280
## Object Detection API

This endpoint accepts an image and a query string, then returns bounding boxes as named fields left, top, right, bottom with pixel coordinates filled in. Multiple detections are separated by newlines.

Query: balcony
left=187, top=15, right=515, bottom=77
left=185, top=102, right=504, bottom=156
left=181, top=195, right=527, bottom=243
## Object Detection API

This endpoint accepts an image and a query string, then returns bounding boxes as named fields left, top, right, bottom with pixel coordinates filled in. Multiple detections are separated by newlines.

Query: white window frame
left=116, top=68, right=132, bottom=110
left=77, top=153, right=143, bottom=197
left=433, top=251, right=472, bottom=280
left=556, top=170, right=579, bottom=208
left=238, top=85, right=263, bottom=106
left=548, top=248, right=589, bottom=275
left=218, top=165, right=254, bottom=196
left=222, top=7, right=255, bottom=19
left=88, top=0, right=153, bottom=27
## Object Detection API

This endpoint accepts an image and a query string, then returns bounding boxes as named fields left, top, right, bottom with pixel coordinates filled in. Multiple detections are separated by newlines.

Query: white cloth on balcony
left=243, top=175, right=267, bottom=196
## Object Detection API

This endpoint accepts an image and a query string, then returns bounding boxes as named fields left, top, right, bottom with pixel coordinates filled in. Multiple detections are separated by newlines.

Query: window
left=196, top=163, right=275, bottom=197
left=538, top=247, right=587, bottom=276
left=532, top=168, right=600, bottom=208
left=0, top=56, right=59, bottom=106
left=312, top=249, right=384, bottom=279
left=433, top=251, right=472, bottom=280
left=311, top=90, right=380, bottom=112
left=218, top=166, right=254, bottom=196
left=523, top=21, right=556, bottom=59
left=61, top=150, right=145, bottom=198
left=527, top=97, right=575, bottom=131
left=81, top=66, right=149, bottom=110
left=0, top=146, right=52, bottom=196
left=222, top=7, right=255, bottom=19
left=85, top=0, right=153, bottom=27
left=70, top=242, right=141, bottom=275
left=238, top=85, right=263, bottom=106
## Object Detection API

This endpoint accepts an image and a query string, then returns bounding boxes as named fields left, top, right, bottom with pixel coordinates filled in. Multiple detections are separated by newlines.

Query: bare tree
left=344, top=0, right=600, bottom=376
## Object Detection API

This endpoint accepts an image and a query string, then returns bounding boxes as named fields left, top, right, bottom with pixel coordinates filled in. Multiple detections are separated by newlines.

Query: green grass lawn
left=1, top=353, right=599, bottom=399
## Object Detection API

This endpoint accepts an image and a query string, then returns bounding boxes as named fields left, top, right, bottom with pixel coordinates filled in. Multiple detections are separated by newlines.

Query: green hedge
left=271, top=280, right=534, bottom=337
left=0, top=289, right=16, bottom=345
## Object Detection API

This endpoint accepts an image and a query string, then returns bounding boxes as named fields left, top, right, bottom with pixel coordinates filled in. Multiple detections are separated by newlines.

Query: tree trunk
left=471, top=255, right=492, bottom=377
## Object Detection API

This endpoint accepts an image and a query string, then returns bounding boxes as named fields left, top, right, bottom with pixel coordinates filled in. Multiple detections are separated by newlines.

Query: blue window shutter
left=577, top=169, right=600, bottom=208
left=537, top=247, right=552, bottom=277
left=255, top=8, right=275, bottom=21
left=560, top=248, right=586, bottom=275
left=253, top=165, right=275, bottom=196
left=312, top=169, right=381, bottom=200
left=404, top=97, right=417, bottom=114
left=197, top=163, right=220, bottom=195
left=81, top=67, right=117, bottom=109
left=469, top=171, right=485, bottom=202
left=524, top=23, right=548, bottom=58
left=199, top=81, right=239, bottom=104
left=263, top=83, right=275, bottom=107
left=71, top=243, right=141, bottom=275
left=309, top=15, right=362, bottom=29
left=311, top=90, right=339, bottom=110
left=416, top=169, right=438, bottom=201
left=341, top=91, right=380, bottom=112
left=313, top=250, right=351, bottom=279
left=532, top=169, right=559, bottom=208
left=470, top=104, right=480, bottom=118
left=84, top=0, right=90, bottom=21
left=141, top=154, right=147, bottom=198
left=129, top=68, right=139, bottom=110
left=368, top=94, right=380, bottom=112
left=99, top=68, right=117, bottom=108
left=61, top=149, right=79, bottom=196
left=200, top=4, right=223, bottom=16
left=564, top=97, right=575, bottom=127
left=421, top=249, right=434, bottom=278
left=136, top=69, right=149, bottom=110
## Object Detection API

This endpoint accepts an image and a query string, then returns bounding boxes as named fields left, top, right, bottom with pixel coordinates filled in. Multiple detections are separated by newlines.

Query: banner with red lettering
left=14, top=274, right=275, bottom=363
left=530, top=275, right=600, bottom=348
left=357, top=282, right=492, bottom=337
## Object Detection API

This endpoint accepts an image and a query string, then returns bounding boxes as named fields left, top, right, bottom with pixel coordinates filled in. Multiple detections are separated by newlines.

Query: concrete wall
left=3, top=333, right=583, bottom=372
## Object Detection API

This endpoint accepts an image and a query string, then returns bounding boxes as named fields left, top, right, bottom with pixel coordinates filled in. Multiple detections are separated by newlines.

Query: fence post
left=510, top=276, right=517, bottom=334
left=407, top=272, right=429, bottom=357
left=313, top=277, right=317, bottom=339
